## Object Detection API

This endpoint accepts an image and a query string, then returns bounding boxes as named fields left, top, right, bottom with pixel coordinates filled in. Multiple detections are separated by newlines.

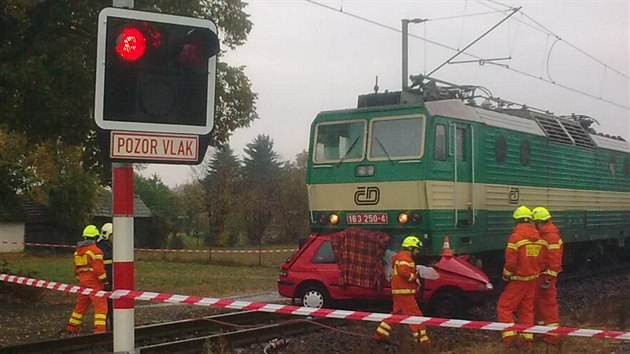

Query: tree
left=0, top=1, right=257, bottom=150
left=174, top=182, right=208, bottom=246
left=134, top=173, right=177, bottom=247
left=240, top=135, right=281, bottom=244
left=201, top=145, right=241, bottom=246
left=0, top=130, right=28, bottom=220
left=274, top=150, right=309, bottom=243
left=0, top=129, right=99, bottom=235
left=0, top=1, right=258, bottom=227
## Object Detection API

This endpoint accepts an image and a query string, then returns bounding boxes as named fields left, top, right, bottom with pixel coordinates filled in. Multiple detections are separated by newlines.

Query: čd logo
left=354, top=186, right=380, bottom=205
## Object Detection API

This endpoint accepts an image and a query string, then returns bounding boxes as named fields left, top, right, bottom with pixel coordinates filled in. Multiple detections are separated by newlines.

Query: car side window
left=312, top=240, right=336, bottom=264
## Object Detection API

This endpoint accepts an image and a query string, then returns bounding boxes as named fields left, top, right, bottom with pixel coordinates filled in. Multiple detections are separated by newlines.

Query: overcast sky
left=142, top=0, right=629, bottom=187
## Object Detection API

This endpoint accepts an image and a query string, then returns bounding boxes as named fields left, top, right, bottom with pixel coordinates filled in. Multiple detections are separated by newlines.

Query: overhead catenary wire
left=546, top=37, right=561, bottom=83
left=303, top=0, right=630, bottom=111
left=427, top=6, right=520, bottom=77
left=486, top=61, right=629, bottom=110
left=478, top=0, right=630, bottom=81
left=425, top=9, right=504, bottom=22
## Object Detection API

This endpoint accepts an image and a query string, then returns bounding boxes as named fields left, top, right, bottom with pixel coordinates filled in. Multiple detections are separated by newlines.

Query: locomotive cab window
left=368, top=115, right=425, bottom=160
left=624, top=157, right=630, bottom=177
left=434, top=124, right=447, bottom=161
left=314, top=120, right=366, bottom=163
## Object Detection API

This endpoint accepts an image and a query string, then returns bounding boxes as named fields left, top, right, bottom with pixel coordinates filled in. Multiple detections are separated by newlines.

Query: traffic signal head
left=95, top=8, right=219, bottom=135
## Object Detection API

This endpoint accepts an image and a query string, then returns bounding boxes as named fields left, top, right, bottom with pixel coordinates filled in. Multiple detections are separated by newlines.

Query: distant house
left=91, top=193, right=153, bottom=247
left=1, top=194, right=153, bottom=253
left=0, top=203, right=25, bottom=253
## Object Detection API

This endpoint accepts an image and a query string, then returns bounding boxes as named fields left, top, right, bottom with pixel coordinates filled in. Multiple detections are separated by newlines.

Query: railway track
left=0, top=310, right=343, bottom=354
left=3, top=262, right=628, bottom=354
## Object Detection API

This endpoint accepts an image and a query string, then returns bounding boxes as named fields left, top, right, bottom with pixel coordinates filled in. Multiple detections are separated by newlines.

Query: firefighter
left=497, top=206, right=543, bottom=350
left=66, top=225, right=108, bottom=334
left=373, top=235, right=430, bottom=346
left=532, top=206, right=563, bottom=345
left=97, top=222, right=114, bottom=331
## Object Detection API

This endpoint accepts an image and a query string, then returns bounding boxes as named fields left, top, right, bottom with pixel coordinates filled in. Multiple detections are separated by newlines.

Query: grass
left=1, top=247, right=292, bottom=301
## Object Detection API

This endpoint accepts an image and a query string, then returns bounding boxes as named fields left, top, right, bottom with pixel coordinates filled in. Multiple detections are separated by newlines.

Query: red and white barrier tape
left=0, top=241, right=296, bottom=254
left=1, top=273, right=629, bottom=341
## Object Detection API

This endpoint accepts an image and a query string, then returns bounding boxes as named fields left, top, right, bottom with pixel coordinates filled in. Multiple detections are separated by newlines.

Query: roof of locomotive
left=313, top=96, right=630, bottom=154
left=425, top=99, right=630, bottom=154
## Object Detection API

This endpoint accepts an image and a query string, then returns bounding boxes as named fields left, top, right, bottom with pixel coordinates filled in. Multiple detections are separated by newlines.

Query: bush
left=169, top=234, right=185, bottom=249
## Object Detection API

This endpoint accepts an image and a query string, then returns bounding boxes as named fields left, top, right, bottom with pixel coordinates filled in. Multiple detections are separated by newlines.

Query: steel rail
left=0, top=310, right=293, bottom=354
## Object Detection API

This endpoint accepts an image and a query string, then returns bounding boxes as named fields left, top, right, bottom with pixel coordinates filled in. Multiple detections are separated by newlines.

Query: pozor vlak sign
left=110, top=131, right=199, bottom=162
left=94, top=7, right=219, bottom=164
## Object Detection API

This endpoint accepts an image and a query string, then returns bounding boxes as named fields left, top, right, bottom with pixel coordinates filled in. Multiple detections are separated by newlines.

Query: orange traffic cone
left=441, top=236, right=454, bottom=257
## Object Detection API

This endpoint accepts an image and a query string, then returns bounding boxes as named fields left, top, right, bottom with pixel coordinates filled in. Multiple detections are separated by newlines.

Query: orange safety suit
left=535, top=221, right=563, bottom=344
left=497, top=223, right=543, bottom=346
left=66, top=240, right=108, bottom=334
left=374, top=250, right=430, bottom=344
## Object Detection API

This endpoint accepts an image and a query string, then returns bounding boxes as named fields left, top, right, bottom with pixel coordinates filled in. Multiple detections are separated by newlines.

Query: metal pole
left=112, top=163, right=135, bottom=353
left=402, top=19, right=409, bottom=90
left=111, top=2, right=135, bottom=353
left=402, top=18, right=426, bottom=91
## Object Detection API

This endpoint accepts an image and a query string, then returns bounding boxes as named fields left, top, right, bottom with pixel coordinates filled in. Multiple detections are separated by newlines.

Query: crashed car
left=278, top=230, right=493, bottom=318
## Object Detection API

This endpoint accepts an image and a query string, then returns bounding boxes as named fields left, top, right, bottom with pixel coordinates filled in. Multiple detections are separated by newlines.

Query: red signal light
left=115, top=27, right=147, bottom=61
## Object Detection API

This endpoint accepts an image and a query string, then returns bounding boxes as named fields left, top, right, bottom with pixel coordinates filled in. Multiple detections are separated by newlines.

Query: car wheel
left=301, top=285, right=329, bottom=308
left=429, top=289, right=464, bottom=318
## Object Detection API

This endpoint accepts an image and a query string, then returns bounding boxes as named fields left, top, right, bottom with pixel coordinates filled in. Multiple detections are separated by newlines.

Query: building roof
left=92, top=193, right=152, bottom=218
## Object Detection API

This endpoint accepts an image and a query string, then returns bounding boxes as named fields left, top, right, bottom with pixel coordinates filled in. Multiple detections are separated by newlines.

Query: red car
left=278, top=233, right=493, bottom=318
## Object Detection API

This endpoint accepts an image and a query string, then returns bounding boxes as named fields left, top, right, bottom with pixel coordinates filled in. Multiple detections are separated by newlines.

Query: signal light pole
left=97, top=3, right=219, bottom=353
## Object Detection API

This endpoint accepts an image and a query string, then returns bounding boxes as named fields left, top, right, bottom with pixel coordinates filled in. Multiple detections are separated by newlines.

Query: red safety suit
left=535, top=221, right=563, bottom=344
left=497, top=222, right=543, bottom=346
left=66, top=240, right=108, bottom=334
left=374, top=250, right=430, bottom=345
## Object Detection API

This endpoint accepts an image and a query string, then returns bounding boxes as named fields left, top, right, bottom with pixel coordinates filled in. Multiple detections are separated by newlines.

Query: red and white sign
left=346, top=212, right=389, bottom=225
left=110, top=131, right=199, bottom=162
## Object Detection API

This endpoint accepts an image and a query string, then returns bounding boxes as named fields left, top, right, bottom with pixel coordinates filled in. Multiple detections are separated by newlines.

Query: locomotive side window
left=456, top=127, right=466, bottom=161
left=520, top=139, right=531, bottom=166
left=624, top=157, right=630, bottom=177
left=609, top=152, right=617, bottom=176
left=434, top=124, right=447, bottom=161
left=312, top=240, right=336, bottom=264
left=495, top=136, right=508, bottom=164
left=369, top=116, right=425, bottom=160
left=314, top=120, right=365, bottom=163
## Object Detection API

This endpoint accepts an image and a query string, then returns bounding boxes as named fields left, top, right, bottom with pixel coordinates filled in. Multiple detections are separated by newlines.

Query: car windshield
left=369, top=116, right=425, bottom=160
left=314, top=121, right=365, bottom=163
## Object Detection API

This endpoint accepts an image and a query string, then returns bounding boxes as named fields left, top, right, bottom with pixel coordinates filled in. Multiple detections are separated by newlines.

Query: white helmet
left=100, top=223, right=113, bottom=240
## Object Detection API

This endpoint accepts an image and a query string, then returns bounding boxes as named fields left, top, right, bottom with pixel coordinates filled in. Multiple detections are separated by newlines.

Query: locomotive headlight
left=398, top=212, right=409, bottom=224
left=329, top=213, right=339, bottom=225
left=355, top=165, right=375, bottom=177
left=317, top=213, right=328, bottom=224
left=411, top=212, right=422, bottom=223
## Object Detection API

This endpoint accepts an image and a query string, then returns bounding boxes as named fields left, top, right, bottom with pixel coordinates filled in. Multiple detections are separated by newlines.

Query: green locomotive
left=307, top=76, right=630, bottom=270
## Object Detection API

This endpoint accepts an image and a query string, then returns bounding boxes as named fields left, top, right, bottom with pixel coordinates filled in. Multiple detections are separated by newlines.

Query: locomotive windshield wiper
left=337, top=136, right=360, bottom=167
left=375, top=137, right=395, bottom=165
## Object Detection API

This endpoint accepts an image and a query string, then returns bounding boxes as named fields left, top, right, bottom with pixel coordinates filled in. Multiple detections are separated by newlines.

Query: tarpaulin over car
left=330, top=228, right=390, bottom=289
